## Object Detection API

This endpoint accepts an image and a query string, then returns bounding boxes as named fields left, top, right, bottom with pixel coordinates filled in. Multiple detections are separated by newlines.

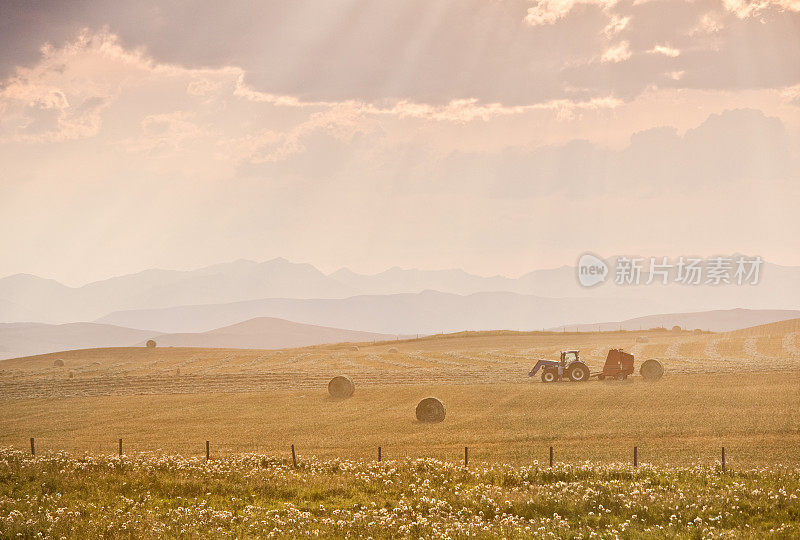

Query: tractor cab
left=560, top=350, right=579, bottom=364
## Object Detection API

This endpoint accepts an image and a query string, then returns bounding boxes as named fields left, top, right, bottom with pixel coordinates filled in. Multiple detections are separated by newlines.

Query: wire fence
left=16, top=437, right=746, bottom=472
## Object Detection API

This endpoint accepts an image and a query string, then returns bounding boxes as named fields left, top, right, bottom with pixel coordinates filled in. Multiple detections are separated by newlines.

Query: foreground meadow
left=1, top=448, right=797, bottom=538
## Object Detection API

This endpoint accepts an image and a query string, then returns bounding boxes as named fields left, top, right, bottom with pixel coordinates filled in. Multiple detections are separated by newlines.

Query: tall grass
left=1, top=448, right=798, bottom=538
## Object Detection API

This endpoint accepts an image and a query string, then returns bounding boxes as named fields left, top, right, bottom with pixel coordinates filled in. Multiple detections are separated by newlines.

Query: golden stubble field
left=1, top=373, right=798, bottom=465
left=0, top=319, right=799, bottom=466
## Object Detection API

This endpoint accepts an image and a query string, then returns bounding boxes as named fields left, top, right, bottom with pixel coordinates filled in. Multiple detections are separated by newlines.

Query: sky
left=0, top=0, right=799, bottom=286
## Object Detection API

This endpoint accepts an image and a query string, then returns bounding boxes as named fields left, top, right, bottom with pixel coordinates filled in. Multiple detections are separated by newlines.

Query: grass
left=1, top=449, right=798, bottom=538
left=1, top=372, right=798, bottom=466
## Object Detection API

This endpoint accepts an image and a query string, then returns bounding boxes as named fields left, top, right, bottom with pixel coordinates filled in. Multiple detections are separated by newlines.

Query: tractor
left=528, top=350, right=589, bottom=382
left=529, top=348, right=662, bottom=383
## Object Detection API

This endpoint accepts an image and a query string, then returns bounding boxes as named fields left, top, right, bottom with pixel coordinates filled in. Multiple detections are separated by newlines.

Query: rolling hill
left=550, top=308, right=800, bottom=333
left=0, top=317, right=396, bottom=360
left=150, top=317, right=394, bottom=349
left=0, top=322, right=157, bottom=361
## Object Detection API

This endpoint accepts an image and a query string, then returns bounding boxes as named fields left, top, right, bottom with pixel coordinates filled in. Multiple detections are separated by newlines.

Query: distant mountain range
left=0, top=259, right=353, bottom=323
left=1, top=257, right=799, bottom=334
left=97, top=290, right=658, bottom=334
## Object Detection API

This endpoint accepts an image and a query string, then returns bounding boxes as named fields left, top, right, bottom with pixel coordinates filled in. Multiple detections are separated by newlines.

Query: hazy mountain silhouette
left=0, top=258, right=355, bottom=323
left=97, top=291, right=660, bottom=334
left=2, top=257, right=799, bottom=326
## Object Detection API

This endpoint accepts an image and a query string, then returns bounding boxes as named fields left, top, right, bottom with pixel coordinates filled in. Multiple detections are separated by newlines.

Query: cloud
left=603, top=14, right=631, bottom=36
left=221, top=104, right=372, bottom=164
left=235, top=78, right=624, bottom=124
left=242, top=107, right=797, bottom=201
left=648, top=44, right=680, bottom=57
left=0, top=31, right=116, bottom=143
left=525, top=0, right=618, bottom=25
left=380, top=97, right=623, bottom=122
left=602, top=41, right=632, bottom=62
left=123, top=112, right=205, bottom=153
left=0, top=30, right=168, bottom=142
left=723, top=0, right=800, bottom=18
left=440, top=109, right=795, bottom=201
left=1, top=1, right=797, bottom=108
left=0, top=25, right=797, bottom=283
left=694, top=12, right=724, bottom=34
left=782, top=84, right=800, bottom=106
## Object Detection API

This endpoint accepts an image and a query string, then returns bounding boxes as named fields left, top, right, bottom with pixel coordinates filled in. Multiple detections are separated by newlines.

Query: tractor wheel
left=598, top=374, right=605, bottom=381
left=568, top=363, right=589, bottom=382
left=541, top=370, right=556, bottom=383
left=615, top=372, right=626, bottom=381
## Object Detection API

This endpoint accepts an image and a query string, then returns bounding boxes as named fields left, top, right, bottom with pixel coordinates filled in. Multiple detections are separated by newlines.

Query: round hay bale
left=349, top=345, right=359, bottom=352
left=388, top=347, right=399, bottom=353
left=175, top=368, right=181, bottom=376
left=671, top=325, right=682, bottom=332
left=146, top=339, right=157, bottom=348
left=416, top=397, right=446, bottom=423
left=68, top=370, right=75, bottom=379
left=640, top=359, right=664, bottom=382
left=635, top=336, right=649, bottom=343
left=328, top=375, right=355, bottom=399
left=53, top=359, right=64, bottom=367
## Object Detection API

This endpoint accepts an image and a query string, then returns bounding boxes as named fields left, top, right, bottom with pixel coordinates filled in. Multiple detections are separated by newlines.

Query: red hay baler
left=598, top=348, right=634, bottom=380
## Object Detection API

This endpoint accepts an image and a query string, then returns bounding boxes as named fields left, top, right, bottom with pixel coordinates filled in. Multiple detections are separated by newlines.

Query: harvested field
left=1, top=372, right=798, bottom=466
left=1, top=321, right=798, bottom=466
left=2, top=321, right=799, bottom=400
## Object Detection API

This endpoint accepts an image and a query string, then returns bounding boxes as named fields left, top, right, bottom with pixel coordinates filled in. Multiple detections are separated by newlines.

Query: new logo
left=577, top=253, right=608, bottom=287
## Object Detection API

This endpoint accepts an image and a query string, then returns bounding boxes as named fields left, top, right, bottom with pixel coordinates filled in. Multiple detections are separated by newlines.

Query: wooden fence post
left=378, top=446, right=381, bottom=462
left=119, top=438, right=123, bottom=457
left=549, top=446, right=553, bottom=467
left=291, top=444, right=297, bottom=468
left=464, top=446, right=468, bottom=467
left=721, top=446, right=725, bottom=473
left=206, top=440, right=210, bottom=461
left=634, top=446, right=638, bottom=467
left=30, top=437, right=35, bottom=456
